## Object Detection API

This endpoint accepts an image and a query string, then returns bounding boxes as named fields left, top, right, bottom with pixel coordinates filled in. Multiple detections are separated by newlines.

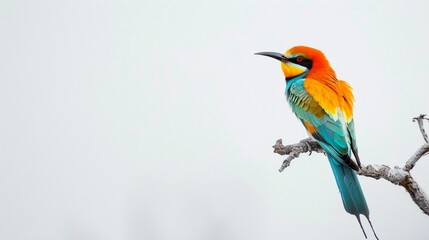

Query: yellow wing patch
left=303, top=78, right=340, bottom=119
left=338, top=80, right=354, bottom=122
left=304, top=78, right=355, bottom=122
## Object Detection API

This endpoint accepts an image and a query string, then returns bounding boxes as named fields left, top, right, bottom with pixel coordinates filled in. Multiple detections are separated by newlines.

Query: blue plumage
left=286, top=77, right=378, bottom=239
left=327, top=154, right=370, bottom=237
left=255, top=46, right=379, bottom=239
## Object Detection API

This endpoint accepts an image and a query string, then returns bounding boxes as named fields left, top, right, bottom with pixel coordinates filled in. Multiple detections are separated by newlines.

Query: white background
left=1, top=0, right=429, bottom=239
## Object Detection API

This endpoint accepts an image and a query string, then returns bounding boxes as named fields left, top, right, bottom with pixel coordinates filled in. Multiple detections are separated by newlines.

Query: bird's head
left=256, top=46, right=334, bottom=80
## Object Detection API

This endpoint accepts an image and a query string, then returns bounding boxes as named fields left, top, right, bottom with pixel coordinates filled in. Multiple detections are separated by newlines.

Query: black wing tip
left=341, top=154, right=360, bottom=171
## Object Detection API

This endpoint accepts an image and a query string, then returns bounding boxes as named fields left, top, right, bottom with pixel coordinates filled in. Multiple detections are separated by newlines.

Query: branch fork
left=273, top=115, right=429, bottom=215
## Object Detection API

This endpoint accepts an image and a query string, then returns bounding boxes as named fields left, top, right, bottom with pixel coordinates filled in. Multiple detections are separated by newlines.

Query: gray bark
left=272, top=115, right=429, bottom=215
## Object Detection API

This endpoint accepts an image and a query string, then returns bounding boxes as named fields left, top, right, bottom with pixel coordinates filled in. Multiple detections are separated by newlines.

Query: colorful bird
left=256, top=46, right=378, bottom=239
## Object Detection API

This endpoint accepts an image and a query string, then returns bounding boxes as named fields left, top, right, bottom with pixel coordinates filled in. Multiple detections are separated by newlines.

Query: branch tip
left=413, top=114, right=429, bottom=143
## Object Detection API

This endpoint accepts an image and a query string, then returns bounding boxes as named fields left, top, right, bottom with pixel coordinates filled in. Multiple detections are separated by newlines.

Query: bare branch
left=272, top=114, right=429, bottom=215
left=273, top=138, right=324, bottom=172
left=404, top=143, right=429, bottom=171
left=413, top=114, right=429, bottom=143
left=358, top=164, right=408, bottom=185
left=273, top=138, right=323, bottom=156
left=399, top=175, right=429, bottom=215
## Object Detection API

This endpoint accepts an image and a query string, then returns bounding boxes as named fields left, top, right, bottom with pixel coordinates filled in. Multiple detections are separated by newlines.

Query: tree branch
left=273, top=115, right=429, bottom=215
left=413, top=114, right=429, bottom=143
left=404, top=143, right=429, bottom=171
left=273, top=138, right=324, bottom=172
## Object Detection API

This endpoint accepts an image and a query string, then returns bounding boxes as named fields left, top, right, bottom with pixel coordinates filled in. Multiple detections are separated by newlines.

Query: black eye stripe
left=288, top=56, right=313, bottom=69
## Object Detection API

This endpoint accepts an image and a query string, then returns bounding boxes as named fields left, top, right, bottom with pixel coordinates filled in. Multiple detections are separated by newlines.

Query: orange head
left=255, top=46, right=336, bottom=81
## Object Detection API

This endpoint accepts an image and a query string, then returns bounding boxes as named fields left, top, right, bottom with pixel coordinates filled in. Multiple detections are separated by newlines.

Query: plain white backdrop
left=1, top=0, right=429, bottom=239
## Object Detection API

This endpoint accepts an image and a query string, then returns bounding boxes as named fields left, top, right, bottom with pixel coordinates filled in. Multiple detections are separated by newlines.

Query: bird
left=255, top=46, right=379, bottom=239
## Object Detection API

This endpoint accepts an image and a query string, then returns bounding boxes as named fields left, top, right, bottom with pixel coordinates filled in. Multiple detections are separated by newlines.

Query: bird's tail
left=327, top=154, right=379, bottom=239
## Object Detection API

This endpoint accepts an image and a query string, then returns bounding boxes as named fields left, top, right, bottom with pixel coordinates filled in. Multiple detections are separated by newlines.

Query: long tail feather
left=327, top=154, right=379, bottom=239
left=367, top=218, right=379, bottom=240
left=356, top=215, right=367, bottom=239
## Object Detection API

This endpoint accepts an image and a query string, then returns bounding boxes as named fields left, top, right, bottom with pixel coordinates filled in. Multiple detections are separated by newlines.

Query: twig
left=272, top=115, right=429, bottom=215
left=413, top=114, right=429, bottom=143
left=273, top=138, right=324, bottom=172
left=404, top=143, right=429, bottom=171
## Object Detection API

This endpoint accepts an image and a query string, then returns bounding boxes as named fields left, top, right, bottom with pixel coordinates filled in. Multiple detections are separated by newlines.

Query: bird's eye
left=289, top=55, right=313, bottom=69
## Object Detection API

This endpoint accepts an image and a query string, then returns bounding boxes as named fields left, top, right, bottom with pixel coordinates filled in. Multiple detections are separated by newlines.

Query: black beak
left=255, top=52, right=288, bottom=63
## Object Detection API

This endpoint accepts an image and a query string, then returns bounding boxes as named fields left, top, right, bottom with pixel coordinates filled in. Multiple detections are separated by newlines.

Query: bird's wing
left=338, top=79, right=361, bottom=166
left=288, top=78, right=358, bottom=170
left=346, top=119, right=361, bottom=166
